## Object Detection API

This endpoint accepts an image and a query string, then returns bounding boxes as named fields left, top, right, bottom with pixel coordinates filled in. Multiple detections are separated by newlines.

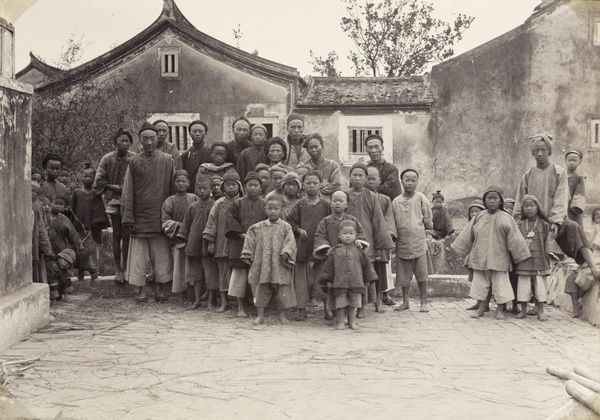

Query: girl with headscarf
left=296, top=133, right=341, bottom=198
left=452, top=186, right=530, bottom=320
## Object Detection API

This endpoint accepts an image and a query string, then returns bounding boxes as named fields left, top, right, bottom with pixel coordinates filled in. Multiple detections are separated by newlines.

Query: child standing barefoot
left=452, top=186, right=531, bottom=319
left=242, top=195, right=297, bottom=325
left=286, top=171, right=331, bottom=320
left=392, top=169, right=434, bottom=313
left=318, top=220, right=378, bottom=330
left=514, top=195, right=552, bottom=321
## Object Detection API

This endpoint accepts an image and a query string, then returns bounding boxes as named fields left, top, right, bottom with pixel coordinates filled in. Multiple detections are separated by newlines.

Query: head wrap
left=42, top=153, right=64, bottom=169
left=529, top=133, right=553, bottom=156
left=210, top=141, right=228, bottom=152
left=269, top=163, right=288, bottom=174
left=173, top=169, right=190, bottom=180
left=211, top=174, right=224, bottom=181
left=287, top=113, right=305, bottom=125
left=250, top=123, right=268, bottom=136
left=339, top=219, right=357, bottom=231
left=138, top=121, right=157, bottom=135
left=255, top=163, right=270, bottom=173
left=565, top=147, right=583, bottom=160
left=220, top=170, right=244, bottom=196
left=520, top=194, right=550, bottom=223
left=264, top=137, right=288, bottom=161
left=364, top=133, right=384, bottom=147
left=57, top=248, right=76, bottom=265
left=231, top=116, right=250, bottom=130
left=189, top=120, right=208, bottom=133
left=349, top=162, right=369, bottom=176
left=482, top=185, right=505, bottom=210
left=468, top=199, right=485, bottom=220
left=244, top=171, right=262, bottom=185
left=302, top=132, right=324, bottom=148
left=504, top=198, right=516, bottom=205
left=31, top=181, right=41, bottom=194
left=31, top=167, right=44, bottom=178
left=281, top=172, right=302, bottom=192
left=400, top=168, right=419, bottom=179
left=113, top=128, right=133, bottom=144
left=153, top=120, right=169, bottom=127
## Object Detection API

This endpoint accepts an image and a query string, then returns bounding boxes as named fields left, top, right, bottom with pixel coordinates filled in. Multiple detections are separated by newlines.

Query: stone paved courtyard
left=1, top=288, right=599, bottom=420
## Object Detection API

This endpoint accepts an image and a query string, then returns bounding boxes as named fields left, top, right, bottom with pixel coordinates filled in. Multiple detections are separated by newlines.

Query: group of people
left=29, top=114, right=600, bottom=327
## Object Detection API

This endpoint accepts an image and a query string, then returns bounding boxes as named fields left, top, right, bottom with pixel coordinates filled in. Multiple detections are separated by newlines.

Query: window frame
left=158, top=47, right=181, bottom=79
left=337, top=115, right=393, bottom=166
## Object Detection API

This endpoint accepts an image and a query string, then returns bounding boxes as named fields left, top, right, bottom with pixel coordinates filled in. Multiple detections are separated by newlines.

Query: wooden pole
left=547, top=366, right=600, bottom=392
left=574, top=366, right=600, bottom=384
left=566, top=380, right=600, bottom=416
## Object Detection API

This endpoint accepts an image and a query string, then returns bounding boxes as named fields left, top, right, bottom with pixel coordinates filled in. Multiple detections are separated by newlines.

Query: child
left=366, top=166, right=397, bottom=309
left=465, top=199, right=486, bottom=311
left=345, top=162, right=394, bottom=317
left=392, top=169, right=434, bottom=313
left=242, top=195, right=297, bottom=325
left=70, top=163, right=109, bottom=282
left=237, top=124, right=269, bottom=181
left=564, top=207, right=600, bottom=317
left=161, top=170, right=198, bottom=299
left=286, top=171, right=331, bottom=320
left=504, top=198, right=516, bottom=216
left=225, top=171, right=267, bottom=318
left=46, top=195, right=81, bottom=299
left=41, top=153, right=68, bottom=203
left=565, top=148, right=586, bottom=226
left=32, top=181, right=53, bottom=284
left=198, top=142, right=235, bottom=179
left=46, top=248, right=76, bottom=301
left=452, top=186, right=531, bottom=319
left=266, top=164, right=287, bottom=197
left=318, top=220, right=378, bottom=330
left=31, top=167, right=44, bottom=188
left=279, top=172, right=302, bottom=218
left=177, top=175, right=218, bottom=310
left=430, top=190, right=455, bottom=239
left=40, top=195, right=52, bottom=217
left=255, top=163, right=271, bottom=198
left=514, top=195, right=552, bottom=321
left=211, top=174, right=223, bottom=201
left=204, top=170, right=244, bottom=313
left=313, top=190, right=368, bottom=319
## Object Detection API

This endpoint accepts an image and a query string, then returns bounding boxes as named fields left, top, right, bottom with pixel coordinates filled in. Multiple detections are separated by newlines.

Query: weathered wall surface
left=0, top=76, right=33, bottom=297
left=430, top=1, right=600, bottom=202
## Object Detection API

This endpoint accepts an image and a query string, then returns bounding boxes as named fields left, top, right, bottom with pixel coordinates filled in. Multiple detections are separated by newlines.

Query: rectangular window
left=594, top=18, right=600, bottom=46
left=591, top=118, right=600, bottom=148
left=169, top=125, right=189, bottom=151
left=158, top=47, right=180, bottom=78
left=348, top=127, right=382, bottom=154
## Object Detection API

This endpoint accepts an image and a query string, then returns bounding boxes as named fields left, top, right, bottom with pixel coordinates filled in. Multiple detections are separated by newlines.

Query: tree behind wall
left=311, top=0, right=473, bottom=77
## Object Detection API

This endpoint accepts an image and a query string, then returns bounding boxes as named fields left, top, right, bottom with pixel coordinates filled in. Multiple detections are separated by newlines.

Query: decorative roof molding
left=15, top=52, right=64, bottom=80
left=32, top=0, right=304, bottom=93
left=296, top=76, right=433, bottom=109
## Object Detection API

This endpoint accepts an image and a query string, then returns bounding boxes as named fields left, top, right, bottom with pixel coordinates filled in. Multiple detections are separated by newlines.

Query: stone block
left=0, top=283, right=49, bottom=351
left=427, top=235, right=469, bottom=275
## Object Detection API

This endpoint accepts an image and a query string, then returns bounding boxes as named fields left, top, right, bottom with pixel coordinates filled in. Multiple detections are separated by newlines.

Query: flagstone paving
left=1, top=292, right=599, bottom=420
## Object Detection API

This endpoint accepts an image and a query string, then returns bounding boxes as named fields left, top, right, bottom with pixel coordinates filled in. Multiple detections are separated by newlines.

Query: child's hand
left=239, top=233, right=246, bottom=241
left=207, top=242, right=215, bottom=255
left=551, top=223, right=559, bottom=239
left=326, top=248, right=334, bottom=255
left=298, top=229, right=308, bottom=239
left=327, top=282, right=333, bottom=289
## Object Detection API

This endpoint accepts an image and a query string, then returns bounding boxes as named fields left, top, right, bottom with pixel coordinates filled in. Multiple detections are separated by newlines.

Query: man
left=180, top=120, right=211, bottom=193
left=137, top=120, right=182, bottom=170
left=225, top=116, right=252, bottom=167
left=122, top=122, right=175, bottom=302
left=514, top=133, right=600, bottom=282
left=365, top=134, right=402, bottom=200
left=284, top=113, right=308, bottom=168
left=40, top=152, right=69, bottom=202
left=93, top=128, right=137, bottom=284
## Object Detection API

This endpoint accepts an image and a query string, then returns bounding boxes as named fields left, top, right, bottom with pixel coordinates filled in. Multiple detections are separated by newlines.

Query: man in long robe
left=122, top=122, right=175, bottom=302
left=181, top=120, right=211, bottom=194
left=283, top=114, right=309, bottom=168
left=137, top=120, right=182, bottom=170
left=514, top=134, right=599, bottom=282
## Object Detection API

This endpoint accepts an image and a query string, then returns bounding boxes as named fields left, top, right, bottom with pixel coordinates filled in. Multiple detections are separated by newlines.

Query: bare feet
left=466, top=303, right=479, bottom=310
left=470, top=309, right=485, bottom=318
left=515, top=311, right=527, bottom=319
left=297, top=308, right=307, bottom=321
left=324, top=310, right=333, bottom=320
left=191, top=301, right=201, bottom=309
left=572, top=302, right=582, bottom=318
left=207, top=303, right=218, bottom=312
left=420, top=304, right=429, bottom=313
left=527, top=308, right=537, bottom=316
left=253, top=316, right=264, bottom=325
left=349, top=322, right=359, bottom=330
left=308, top=298, right=319, bottom=307
left=495, top=309, right=506, bottom=319
left=336, top=320, right=345, bottom=330
left=375, top=301, right=383, bottom=313
left=537, top=313, right=548, bottom=321
left=238, top=310, right=249, bottom=318
left=356, top=308, right=365, bottom=319
left=216, top=303, right=228, bottom=313
left=394, top=302, right=410, bottom=311
left=279, top=314, right=289, bottom=325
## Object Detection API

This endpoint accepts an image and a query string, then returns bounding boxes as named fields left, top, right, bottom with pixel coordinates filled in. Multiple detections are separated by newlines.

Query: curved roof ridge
left=16, top=52, right=64, bottom=79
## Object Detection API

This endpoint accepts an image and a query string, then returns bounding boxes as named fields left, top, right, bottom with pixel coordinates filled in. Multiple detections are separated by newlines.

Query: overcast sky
left=13, top=0, right=541, bottom=77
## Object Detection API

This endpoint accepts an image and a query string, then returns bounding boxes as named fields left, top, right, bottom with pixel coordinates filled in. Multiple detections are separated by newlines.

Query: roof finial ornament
left=163, top=0, right=175, bottom=19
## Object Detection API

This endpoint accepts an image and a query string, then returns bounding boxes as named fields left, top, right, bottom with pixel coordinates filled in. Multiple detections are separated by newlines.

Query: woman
left=297, top=133, right=341, bottom=198
left=264, top=137, right=294, bottom=172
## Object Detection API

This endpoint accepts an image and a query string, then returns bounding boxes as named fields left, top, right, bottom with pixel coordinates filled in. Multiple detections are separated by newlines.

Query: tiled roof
left=296, top=76, right=433, bottom=108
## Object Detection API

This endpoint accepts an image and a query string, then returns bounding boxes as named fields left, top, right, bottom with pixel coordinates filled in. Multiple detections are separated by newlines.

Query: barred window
left=591, top=118, right=600, bottom=149
left=348, top=127, right=382, bottom=154
left=169, top=124, right=189, bottom=151
left=158, top=47, right=180, bottom=78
